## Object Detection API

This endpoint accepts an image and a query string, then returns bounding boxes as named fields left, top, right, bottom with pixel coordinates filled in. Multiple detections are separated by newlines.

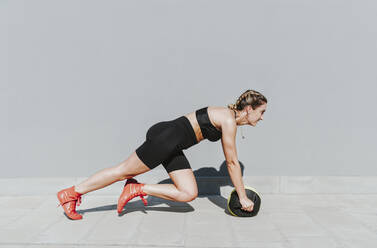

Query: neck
left=233, top=109, right=248, bottom=126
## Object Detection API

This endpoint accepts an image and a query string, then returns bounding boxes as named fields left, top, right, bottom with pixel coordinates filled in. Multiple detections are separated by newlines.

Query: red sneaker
left=117, top=178, right=147, bottom=214
left=57, top=186, right=83, bottom=220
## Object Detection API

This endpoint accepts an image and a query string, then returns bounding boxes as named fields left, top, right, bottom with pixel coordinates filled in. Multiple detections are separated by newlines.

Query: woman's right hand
left=239, top=197, right=254, bottom=212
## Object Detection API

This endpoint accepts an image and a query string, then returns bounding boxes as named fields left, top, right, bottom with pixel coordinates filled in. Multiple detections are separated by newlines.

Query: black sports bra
left=195, top=107, right=222, bottom=142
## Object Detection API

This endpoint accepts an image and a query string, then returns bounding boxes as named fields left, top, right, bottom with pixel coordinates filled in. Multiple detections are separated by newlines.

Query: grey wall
left=2, top=0, right=377, bottom=177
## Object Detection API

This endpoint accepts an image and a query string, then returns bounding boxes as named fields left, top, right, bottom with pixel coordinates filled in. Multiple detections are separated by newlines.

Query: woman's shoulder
left=207, top=106, right=236, bottom=130
left=207, top=106, right=234, bottom=118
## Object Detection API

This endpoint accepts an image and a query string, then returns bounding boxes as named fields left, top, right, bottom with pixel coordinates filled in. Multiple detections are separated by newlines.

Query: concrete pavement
left=1, top=175, right=377, bottom=248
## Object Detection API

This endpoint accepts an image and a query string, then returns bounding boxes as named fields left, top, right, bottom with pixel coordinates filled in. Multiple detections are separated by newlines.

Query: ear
left=247, top=105, right=254, bottom=112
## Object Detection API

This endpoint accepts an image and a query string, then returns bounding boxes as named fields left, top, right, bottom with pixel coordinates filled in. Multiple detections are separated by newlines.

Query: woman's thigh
left=135, top=122, right=180, bottom=170
left=168, top=168, right=198, bottom=198
left=117, top=151, right=151, bottom=178
left=162, top=150, right=191, bottom=173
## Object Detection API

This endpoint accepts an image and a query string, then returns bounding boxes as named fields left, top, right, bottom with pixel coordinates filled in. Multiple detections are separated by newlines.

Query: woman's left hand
left=239, top=197, right=254, bottom=212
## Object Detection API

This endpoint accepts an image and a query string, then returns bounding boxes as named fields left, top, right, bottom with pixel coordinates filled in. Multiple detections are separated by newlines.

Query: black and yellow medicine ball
left=227, top=186, right=261, bottom=217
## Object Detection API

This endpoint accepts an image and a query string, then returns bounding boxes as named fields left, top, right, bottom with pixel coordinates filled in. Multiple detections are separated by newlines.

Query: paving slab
left=1, top=177, right=377, bottom=248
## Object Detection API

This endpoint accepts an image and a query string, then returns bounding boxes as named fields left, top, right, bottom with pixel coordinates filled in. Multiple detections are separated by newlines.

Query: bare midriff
left=184, top=107, right=222, bottom=143
left=184, top=112, right=204, bottom=143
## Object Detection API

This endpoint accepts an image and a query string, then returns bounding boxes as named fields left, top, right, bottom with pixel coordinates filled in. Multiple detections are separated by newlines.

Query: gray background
left=2, top=0, right=377, bottom=177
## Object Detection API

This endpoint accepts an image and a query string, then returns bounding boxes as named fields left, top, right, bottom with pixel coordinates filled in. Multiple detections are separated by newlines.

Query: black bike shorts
left=135, top=116, right=198, bottom=173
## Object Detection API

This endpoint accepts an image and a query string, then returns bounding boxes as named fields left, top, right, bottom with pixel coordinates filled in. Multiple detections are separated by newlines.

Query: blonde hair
left=227, top=89, right=267, bottom=111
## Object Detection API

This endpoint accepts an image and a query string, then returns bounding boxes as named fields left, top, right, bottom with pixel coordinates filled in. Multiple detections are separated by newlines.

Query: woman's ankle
left=74, top=185, right=85, bottom=195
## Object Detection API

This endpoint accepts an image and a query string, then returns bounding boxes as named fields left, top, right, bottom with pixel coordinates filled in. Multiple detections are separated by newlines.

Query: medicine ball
left=227, top=186, right=261, bottom=217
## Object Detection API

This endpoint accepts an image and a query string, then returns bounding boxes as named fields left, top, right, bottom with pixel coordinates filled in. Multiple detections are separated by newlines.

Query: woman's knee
left=114, top=162, right=139, bottom=181
left=113, top=165, right=132, bottom=181
left=179, top=188, right=198, bottom=202
left=115, top=152, right=151, bottom=180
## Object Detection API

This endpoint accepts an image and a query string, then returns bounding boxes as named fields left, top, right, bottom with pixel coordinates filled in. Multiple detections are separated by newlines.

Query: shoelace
left=57, top=195, right=82, bottom=207
left=125, top=183, right=147, bottom=206
left=76, top=195, right=82, bottom=206
left=129, top=192, right=147, bottom=206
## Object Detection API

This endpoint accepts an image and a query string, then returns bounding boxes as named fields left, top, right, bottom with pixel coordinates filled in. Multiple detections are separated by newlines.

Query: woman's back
left=184, top=106, right=230, bottom=143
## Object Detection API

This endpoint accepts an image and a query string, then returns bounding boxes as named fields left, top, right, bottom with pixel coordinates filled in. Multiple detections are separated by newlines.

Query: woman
left=57, top=89, right=268, bottom=220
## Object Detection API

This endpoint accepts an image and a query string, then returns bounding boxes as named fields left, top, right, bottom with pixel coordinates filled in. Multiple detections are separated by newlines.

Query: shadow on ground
left=77, top=161, right=244, bottom=217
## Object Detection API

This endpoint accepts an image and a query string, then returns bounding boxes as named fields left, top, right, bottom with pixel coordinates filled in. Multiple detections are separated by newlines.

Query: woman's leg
left=142, top=150, right=198, bottom=202
left=74, top=151, right=151, bottom=194
left=58, top=150, right=152, bottom=219
left=143, top=168, right=198, bottom=202
left=117, top=147, right=197, bottom=213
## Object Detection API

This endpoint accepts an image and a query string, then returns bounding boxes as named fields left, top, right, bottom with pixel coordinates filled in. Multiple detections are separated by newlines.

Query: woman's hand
left=239, top=197, right=254, bottom=212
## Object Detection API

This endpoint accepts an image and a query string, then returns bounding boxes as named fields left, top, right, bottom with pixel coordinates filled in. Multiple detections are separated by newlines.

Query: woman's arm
left=220, top=119, right=247, bottom=199
left=221, top=120, right=254, bottom=212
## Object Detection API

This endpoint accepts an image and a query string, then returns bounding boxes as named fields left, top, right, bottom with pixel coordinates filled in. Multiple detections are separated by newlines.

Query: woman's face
left=246, top=103, right=267, bottom=126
